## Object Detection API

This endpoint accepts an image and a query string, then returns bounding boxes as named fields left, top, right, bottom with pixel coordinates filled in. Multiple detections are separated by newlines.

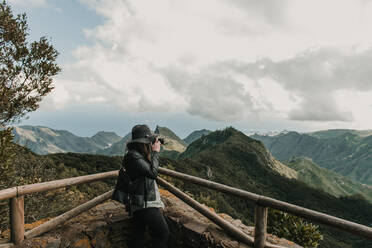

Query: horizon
left=13, top=123, right=372, bottom=140
left=7, top=0, right=372, bottom=137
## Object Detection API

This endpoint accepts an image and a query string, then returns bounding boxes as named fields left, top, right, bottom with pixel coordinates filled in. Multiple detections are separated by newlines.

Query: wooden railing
left=158, top=168, right=372, bottom=247
left=0, top=171, right=118, bottom=247
left=0, top=168, right=372, bottom=248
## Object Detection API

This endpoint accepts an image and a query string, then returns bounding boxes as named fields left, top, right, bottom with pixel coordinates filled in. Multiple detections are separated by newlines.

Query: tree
left=0, top=1, right=60, bottom=126
left=0, top=0, right=60, bottom=188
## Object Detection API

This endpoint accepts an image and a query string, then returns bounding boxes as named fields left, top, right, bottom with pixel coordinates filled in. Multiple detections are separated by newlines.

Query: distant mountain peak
left=182, top=127, right=260, bottom=158
left=309, top=129, right=372, bottom=139
left=91, top=131, right=121, bottom=139
left=253, top=130, right=372, bottom=185
left=180, top=126, right=297, bottom=180
left=183, top=129, right=212, bottom=145
left=155, top=125, right=187, bottom=146
left=247, top=130, right=290, bottom=137
left=13, top=125, right=122, bottom=155
left=153, top=125, right=187, bottom=153
left=93, top=130, right=118, bottom=135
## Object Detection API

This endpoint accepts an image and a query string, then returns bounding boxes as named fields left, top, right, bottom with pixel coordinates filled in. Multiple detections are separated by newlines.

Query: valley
left=7, top=125, right=372, bottom=247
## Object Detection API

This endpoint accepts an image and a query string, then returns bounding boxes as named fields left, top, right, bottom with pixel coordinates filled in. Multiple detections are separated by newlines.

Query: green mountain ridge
left=309, top=129, right=372, bottom=139
left=13, top=126, right=122, bottom=155
left=3, top=128, right=372, bottom=247
left=180, top=127, right=297, bottom=179
left=252, top=130, right=372, bottom=185
left=284, top=157, right=372, bottom=202
left=97, top=126, right=188, bottom=156
left=168, top=127, right=372, bottom=247
left=183, top=129, right=212, bottom=145
left=13, top=125, right=190, bottom=157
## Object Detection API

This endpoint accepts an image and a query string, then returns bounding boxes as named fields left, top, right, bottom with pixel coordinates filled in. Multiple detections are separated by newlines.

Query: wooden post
left=9, top=196, right=24, bottom=245
left=254, top=204, right=267, bottom=248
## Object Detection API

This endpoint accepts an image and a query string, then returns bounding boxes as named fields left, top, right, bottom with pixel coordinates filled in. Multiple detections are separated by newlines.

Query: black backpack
left=112, top=167, right=133, bottom=214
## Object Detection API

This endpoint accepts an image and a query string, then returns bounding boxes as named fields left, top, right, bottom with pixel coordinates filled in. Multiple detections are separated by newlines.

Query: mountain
left=96, top=132, right=131, bottom=156
left=12, top=126, right=122, bottom=155
left=284, top=157, right=372, bottom=202
left=155, top=125, right=187, bottom=153
left=13, top=125, right=188, bottom=157
left=1, top=145, right=300, bottom=248
left=309, top=129, right=372, bottom=139
left=183, top=129, right=212, bottom=145
left=97, top=125, right=188, bottom=157
left=4, top=128, right=372, bottom=247
left=91, top=131, right=122, bottom=148
left=180, top=127, right=297, bottom=179
left=251, top=131, right=372, bottom=185
left=165, top=127, right=372, bottom=248
left=245, top=130, right=290, bottom=137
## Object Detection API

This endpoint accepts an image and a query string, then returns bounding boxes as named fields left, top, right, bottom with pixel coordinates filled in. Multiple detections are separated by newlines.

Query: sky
left=8, top=0, right=372, bottom=138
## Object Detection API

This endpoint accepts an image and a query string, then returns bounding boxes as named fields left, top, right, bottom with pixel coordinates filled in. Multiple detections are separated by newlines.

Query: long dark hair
left=127, top=142, right=152, bottom=162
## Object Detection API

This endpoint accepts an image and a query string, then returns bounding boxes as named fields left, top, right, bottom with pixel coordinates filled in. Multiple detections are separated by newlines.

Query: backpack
left=112, top=167, right=133, bottom=214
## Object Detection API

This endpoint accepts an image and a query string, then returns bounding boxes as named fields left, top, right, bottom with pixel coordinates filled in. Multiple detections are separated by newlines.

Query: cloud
left=222, top=0, right=291, bottom=28
left=265, top=48, right=372, bottom=92
left=161, top=65, right=255, bottom=121
left=288, top=95, right=354, bottom=122
left=43, top=0, right=372, bottom=127
left=55, top=0, right=281, bottom=120
left=228, top=47, right=372, bottom=122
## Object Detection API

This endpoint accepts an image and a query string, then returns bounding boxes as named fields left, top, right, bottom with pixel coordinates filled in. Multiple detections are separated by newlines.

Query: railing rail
left=0, top=167, right=371, bottom=248
left=0, top=171, right=118, bottom=201
left=158, top=167, right=372, bottom=241
left=0, top=170, right=119, bottom=247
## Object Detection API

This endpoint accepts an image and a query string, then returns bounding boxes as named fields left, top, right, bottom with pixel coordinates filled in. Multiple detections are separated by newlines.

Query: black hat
left=127, top=124, right=158, bottom=144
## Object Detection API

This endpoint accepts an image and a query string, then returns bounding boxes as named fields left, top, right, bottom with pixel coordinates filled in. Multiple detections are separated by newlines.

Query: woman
left=123, top=124, right=169, bottom=248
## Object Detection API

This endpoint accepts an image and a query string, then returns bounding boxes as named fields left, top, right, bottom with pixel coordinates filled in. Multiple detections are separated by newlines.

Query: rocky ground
left=1, top=189, right=301, bottom=248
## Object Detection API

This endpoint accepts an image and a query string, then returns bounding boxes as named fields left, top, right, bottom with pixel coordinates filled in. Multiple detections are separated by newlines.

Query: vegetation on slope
left=252, top=131, right=372, bottom=185
left=13, top=126, right=123, bottom=155
left=163, top=128, right=372, bottom=248
left=309, top=129, right=372, bottom=139
left=2, top=127, right=372, bottom=247
left=0, top=145, right=121, bottom=234
left=284, top=157, right=372, bottom=202
left=183, top=129, right=212, bottom=145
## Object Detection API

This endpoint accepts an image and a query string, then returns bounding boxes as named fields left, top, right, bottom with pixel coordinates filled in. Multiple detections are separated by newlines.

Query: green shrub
left=268, top=209, right=323, bottom=247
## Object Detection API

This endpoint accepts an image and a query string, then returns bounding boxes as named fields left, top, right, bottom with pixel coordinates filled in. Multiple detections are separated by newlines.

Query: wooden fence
left=0, top=167, right=371, bottom=248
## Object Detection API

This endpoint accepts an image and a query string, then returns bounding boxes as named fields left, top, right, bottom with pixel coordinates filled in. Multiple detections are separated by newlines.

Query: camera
left=152, top=137, right=165, bottom=145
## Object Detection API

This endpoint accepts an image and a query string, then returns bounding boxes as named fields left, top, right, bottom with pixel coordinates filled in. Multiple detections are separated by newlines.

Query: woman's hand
left=151, top=139, right=161, bottom=152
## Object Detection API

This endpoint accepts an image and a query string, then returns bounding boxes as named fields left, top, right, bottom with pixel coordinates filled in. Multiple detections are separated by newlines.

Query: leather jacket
left=123, top=149, right=159, bottom=207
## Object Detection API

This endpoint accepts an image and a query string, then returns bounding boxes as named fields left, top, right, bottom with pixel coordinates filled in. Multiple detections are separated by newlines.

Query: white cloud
left=334, top=89, right=372, bottom=129
left=161, top=65, right=255, bottom=121
left=228, top=47, right=372, bottom=122
left=43, top=0, right=372, bottom=129
left=39, top=79, right=70, bottom=110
